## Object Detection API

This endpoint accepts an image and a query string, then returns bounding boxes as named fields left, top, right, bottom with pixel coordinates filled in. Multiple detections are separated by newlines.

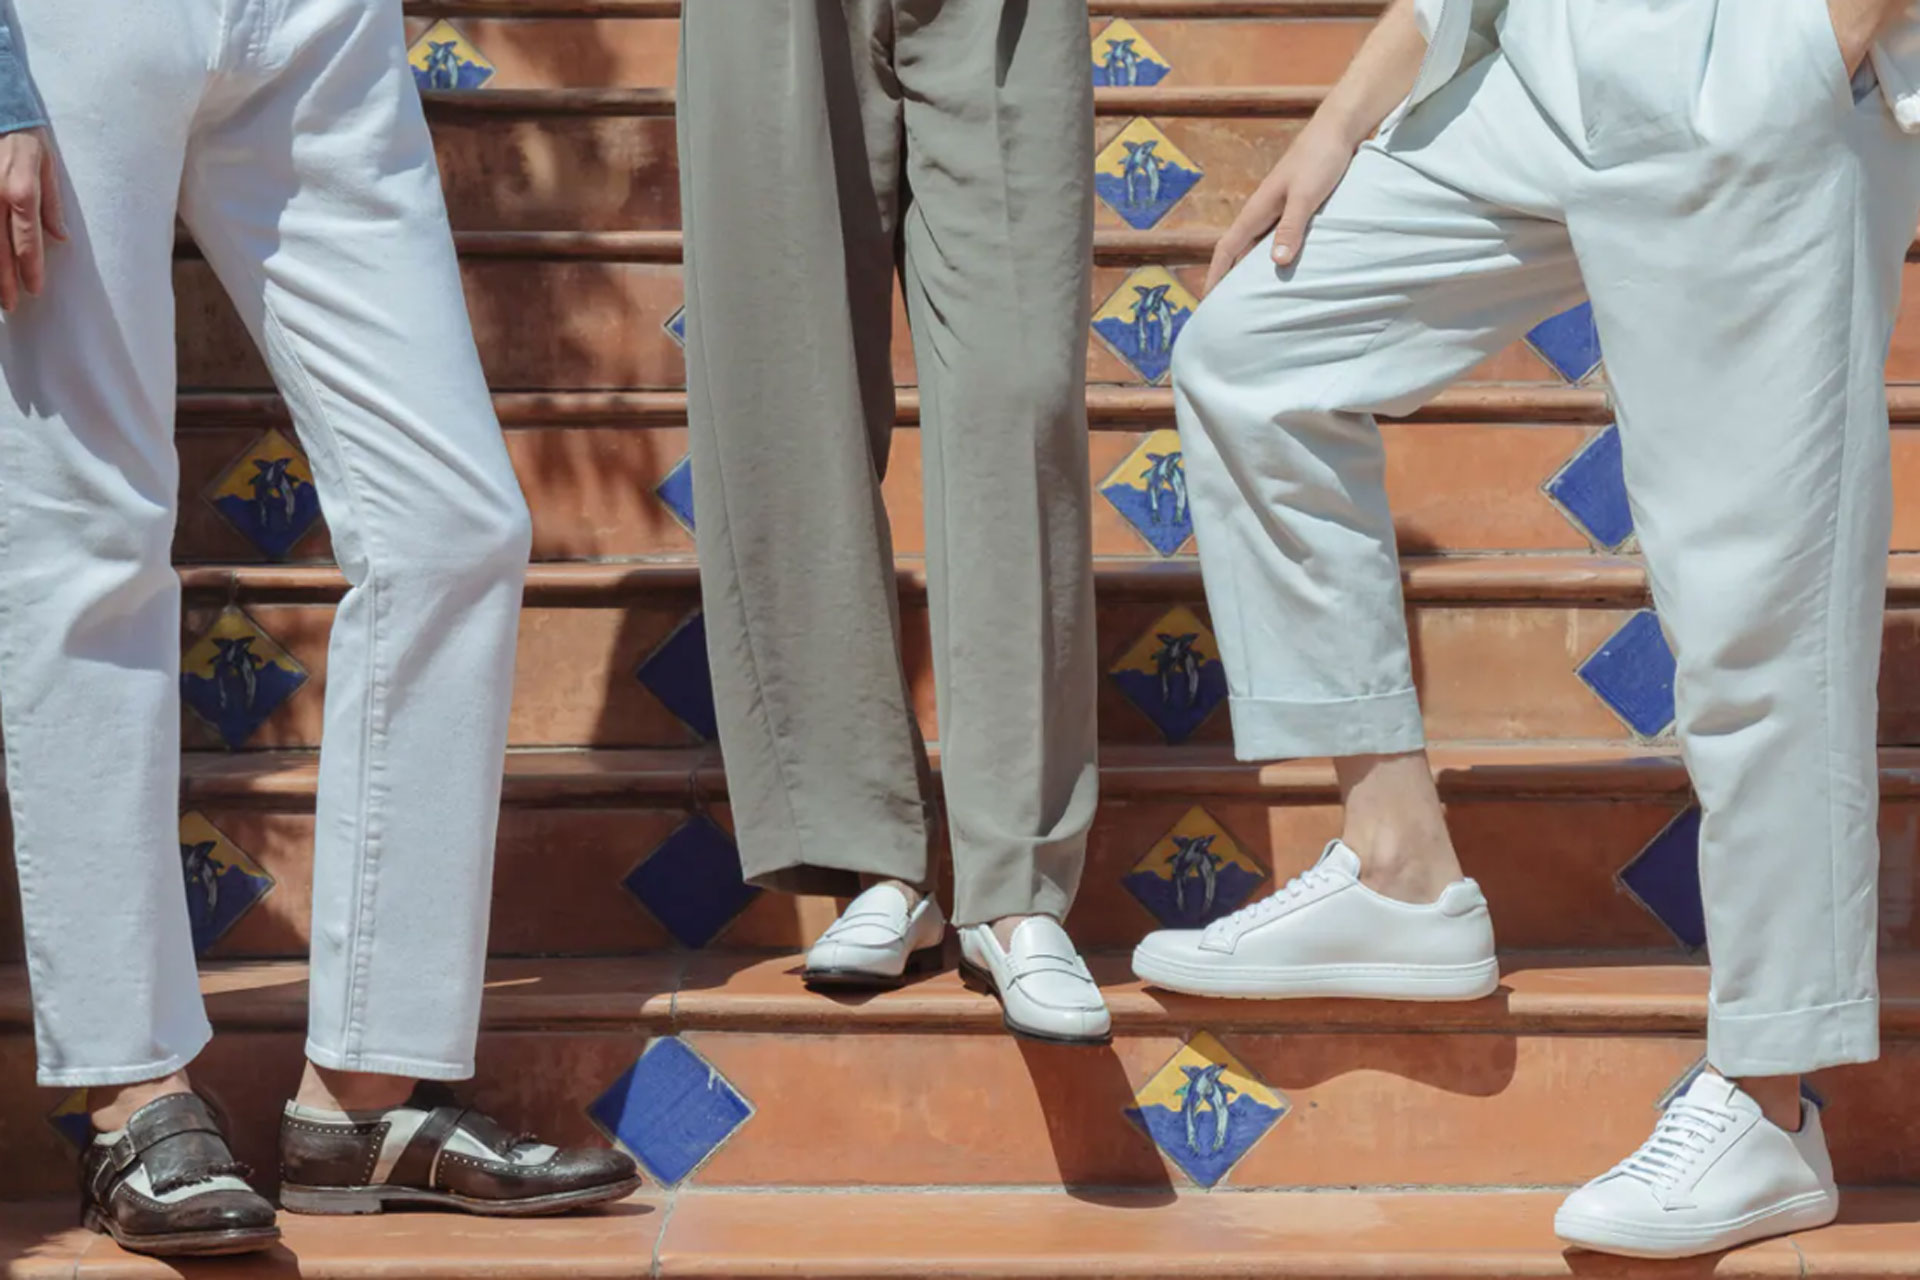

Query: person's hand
left=1204, top=123, right=1356, bottom=296
left=0, top=128, right=64, bottom=312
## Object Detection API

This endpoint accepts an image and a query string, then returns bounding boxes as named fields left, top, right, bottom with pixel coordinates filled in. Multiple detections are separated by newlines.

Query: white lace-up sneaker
left=1129, top=841, right=1499, bottom=1000
left=958, top=917, right=1112, bottom=1046
left=1555, top=1073, right=1839, bottom=1259
left=802, top=883, right=947, bottom=989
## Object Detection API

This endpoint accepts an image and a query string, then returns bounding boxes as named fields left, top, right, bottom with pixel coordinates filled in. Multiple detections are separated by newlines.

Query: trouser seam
left=252, top=287, right=391, bottom=1067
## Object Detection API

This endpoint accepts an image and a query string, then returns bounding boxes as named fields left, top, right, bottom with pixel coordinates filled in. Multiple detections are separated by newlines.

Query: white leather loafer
left=803, top=884, right=947, bottom=989
left=958, top=917, right=1111, bottom=1046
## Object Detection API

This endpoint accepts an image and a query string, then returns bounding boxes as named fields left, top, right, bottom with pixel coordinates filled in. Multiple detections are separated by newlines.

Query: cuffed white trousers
left=2, top=0, right=530, bottom=1086
left=1176, top=0, right=1920, bottom=1077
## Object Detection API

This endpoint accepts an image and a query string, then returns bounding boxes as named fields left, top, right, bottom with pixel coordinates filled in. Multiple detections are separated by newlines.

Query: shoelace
left=1201, top=862, right=1342, bottom=944
left=1611, top=1098, right=1736, bottom=1190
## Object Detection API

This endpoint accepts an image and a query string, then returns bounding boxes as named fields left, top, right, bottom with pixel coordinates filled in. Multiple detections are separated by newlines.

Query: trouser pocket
left=1571, top=0, right=1717, bottom=164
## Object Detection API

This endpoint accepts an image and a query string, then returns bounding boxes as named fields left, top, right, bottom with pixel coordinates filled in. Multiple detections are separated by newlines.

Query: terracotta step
left=173, top=259, right=1592, bottom=392
left=134, top=557, right=1920, bottom=752
left=4, top=742, right=1920, bottom=967
left=7, top=956, right=1920, bottom=1201
left=0, top=1188, right=1901, bottom=1280
left=398, top=12, right=1372, bottom=91
left=12, top=1187, right=1920, bottom=1279
left=172, top=407, right=1920, bottom=565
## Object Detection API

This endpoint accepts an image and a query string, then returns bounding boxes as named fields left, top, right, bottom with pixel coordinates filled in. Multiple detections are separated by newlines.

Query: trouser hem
left=305, top=1041, right=474, bottom=1083
left=1227, top=690, right=1426, bottom=762
left=953, top=875, right=1076, bottom=929
left=34, top=1027, right=212, bottom=1089
left=1706, top=995, right=1880, bottom=1077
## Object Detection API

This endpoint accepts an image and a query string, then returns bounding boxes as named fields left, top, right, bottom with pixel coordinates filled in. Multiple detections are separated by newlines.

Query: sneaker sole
left=1555, top=1189, right=1838, bottom=1259
left=1130, top=952, right=1501, bottom=1001
left=279, top=1176, right=644, bottom=1218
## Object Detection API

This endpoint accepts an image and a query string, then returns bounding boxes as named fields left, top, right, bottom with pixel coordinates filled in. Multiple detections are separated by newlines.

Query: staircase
left=6, top=2, right=1920, bottom=1275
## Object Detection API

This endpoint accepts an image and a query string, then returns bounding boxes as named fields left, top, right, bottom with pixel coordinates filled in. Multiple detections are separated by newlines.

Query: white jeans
left=2, top=0, right=531, bottom=1087
left=1176, top=0, right=1920, bottom=1077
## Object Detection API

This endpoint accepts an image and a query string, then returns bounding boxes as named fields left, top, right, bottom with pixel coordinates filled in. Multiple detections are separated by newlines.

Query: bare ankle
left=991, top=914, right=1035, bottom=949
left=295, top=1063, right=418, bottom=1113
left=1333, top=752, right=1463, bottom=904
left=89, top=1071, right=195, bottom=1133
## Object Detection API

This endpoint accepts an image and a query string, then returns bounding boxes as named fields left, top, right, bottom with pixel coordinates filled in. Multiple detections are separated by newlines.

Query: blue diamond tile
left=48, top=1091, right=91, bottom=1149
left=664, top=306, right=688, bottom=350
left=656, top=455, right=696, bottom=533
left=1544, top=424, right=1634, bottom=551
left=181, top=608, right=309, bottom=749
left=1577, top=609, right=1676, bottom=738
left=1526, top=302, right=1603, bottom=384
left=178, top=812, right=275, bottom=957
left=1100, top=429, right=1193, bottom=557
left=623, top=815, right=759, bottom=949
left=1095, top=120, right=1204, bottom=231
left=408, top=20, right=495, bottom=90
left=205, top=429, right=326, bottom=561
left=1657, top=1057, right=1826, bottom=1112
left=1093, top=268, right=1197, bottom=385
left=1109, top=606, right=1229, bottom=744
left=588, top=1038, right=751, bottom=1186
left=1126, top=1032, right=1287, bottom=1188
left=637, top=612, right=717, bottom=741
left=1619, top=806, right=1705, bottom=950
left=1124, top=807, right=1268, bottom=929
left=1092, top=19, right=1174, bottom=87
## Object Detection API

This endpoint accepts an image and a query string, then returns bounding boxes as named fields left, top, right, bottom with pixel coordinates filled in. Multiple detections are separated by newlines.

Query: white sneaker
left=1555, top=1073, right=1838, bottom=1259
left=958, top=918, right=1112, bottom=1046
left=1129, top=841, right=1499, bottom=1000
left=802, top=884, right=946, bottom=989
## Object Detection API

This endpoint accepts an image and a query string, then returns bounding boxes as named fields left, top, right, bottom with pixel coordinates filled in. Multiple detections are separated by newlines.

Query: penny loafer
left=803, top=883, right=948, bottom=989
left=278, top=1083, right=641, bottom=1216
left=80, top=1092, right=280, bottom=1258
left=958, top=918, right=1113, bottom=1046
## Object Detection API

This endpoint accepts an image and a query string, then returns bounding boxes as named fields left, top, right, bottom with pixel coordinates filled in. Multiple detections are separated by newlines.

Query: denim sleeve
left=0, top=16, right=46, bottom=135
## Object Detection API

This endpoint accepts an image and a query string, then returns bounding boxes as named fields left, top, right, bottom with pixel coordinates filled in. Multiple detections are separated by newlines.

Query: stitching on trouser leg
left=253, top=294, right=390, bottom=1066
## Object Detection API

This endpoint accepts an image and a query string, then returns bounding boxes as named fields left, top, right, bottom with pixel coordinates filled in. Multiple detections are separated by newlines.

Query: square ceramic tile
left=409, top=19, right=495, bottom=90
left=589, top=1037, right=752, bottom=1186
left=1126, top=1031, right=1288, bottom=1188
left=1092, top=19, right=1173, bottom=86
left=1096, top=120, right=1204, bottom=231
left=623, top=815, right=759, bottom=949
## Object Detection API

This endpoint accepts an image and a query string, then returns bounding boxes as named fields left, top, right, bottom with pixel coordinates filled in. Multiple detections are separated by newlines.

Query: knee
left=390, top=485, right=532, bottom=588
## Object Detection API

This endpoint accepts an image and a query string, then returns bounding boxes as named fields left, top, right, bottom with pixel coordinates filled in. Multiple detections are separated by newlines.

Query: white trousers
left=2, top=0, right=531, bottom=1086
left=1176, top=0, right=1920, bottom=1077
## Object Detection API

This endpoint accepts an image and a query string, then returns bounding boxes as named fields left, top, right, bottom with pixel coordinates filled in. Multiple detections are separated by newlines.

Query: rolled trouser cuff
left=1227, top=689, right=1426, bottom=762
left=1706, top=994, right=1879, bottom=1077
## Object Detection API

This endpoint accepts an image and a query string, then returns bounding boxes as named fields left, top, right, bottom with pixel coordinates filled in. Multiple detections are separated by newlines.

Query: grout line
left=650, top=1182, right=682, bottom=1279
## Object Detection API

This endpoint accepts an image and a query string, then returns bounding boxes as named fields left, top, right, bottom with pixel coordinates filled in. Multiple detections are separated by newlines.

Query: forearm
left=1308, top=0, right=1429, bottom=150
left=0, top=15, right=46, bottom=135
left=1834, top=0, right=1915, bottom=69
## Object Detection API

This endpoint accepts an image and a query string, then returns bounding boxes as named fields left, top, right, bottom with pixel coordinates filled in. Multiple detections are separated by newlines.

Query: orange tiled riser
left=434, top=117, right=681, bottom=233
left=1091, top=18, right=1372, bottom=87
left=407, top=16, right=1374, bottom=91
left=405, top=17, right=682, bottom=89
left=176, top=261, right=1597, bottom=394
left=176, top=423, right=1632, bottom=566
left=168, top=601, right=1920, bottom=750
left=673, top=1027, right=1901, bottom=1190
